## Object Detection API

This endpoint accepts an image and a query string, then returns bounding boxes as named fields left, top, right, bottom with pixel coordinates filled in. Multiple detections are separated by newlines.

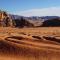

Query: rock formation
left=0, top=10, right=34, bottom=28
left=41, top=18, right=60, bottom=27
left=1, top=10, right=60, bottom=28
left=0, top=10, right=13, bottom=27
left=14, top=17, right=34, bottom=28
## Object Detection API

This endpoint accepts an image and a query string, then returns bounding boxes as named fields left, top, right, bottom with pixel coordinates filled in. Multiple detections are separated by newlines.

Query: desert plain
left=0, top=27, right=60, bottom=60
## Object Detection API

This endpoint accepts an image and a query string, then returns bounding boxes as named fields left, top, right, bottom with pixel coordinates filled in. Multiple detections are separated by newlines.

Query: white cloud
left=15, top=7, right=60, bottom=17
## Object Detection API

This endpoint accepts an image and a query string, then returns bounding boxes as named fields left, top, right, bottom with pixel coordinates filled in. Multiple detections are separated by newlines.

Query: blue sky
left=0, top=0, right=60, bottom=16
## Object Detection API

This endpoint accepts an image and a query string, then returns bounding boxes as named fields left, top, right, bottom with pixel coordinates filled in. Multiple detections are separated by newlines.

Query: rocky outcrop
left=0, top=10, right=13, bottom=27
left=41, top=18, right=60, bottom=27
left=14, top=17, right=34, bottom=28
left=0, top=10, right=35, bottom=28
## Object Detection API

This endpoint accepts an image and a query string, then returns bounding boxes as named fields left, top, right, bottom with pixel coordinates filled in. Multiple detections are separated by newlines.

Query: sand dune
left=0, top=27, right=60, bottom=60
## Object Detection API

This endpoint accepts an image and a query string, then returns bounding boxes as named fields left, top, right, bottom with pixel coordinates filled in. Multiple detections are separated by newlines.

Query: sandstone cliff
left=0, top=10, right=13, bottom=27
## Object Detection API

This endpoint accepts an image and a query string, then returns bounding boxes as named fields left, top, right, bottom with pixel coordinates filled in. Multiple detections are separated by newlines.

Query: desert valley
left=0, top=10, right=60, bottom=60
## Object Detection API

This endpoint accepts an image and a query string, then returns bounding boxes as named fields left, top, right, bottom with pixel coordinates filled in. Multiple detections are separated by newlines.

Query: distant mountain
left=10, top=15, right=60, bottom=27
left=10, top=15, right=24, bottom=20
left=0, top=10, right=60, bottom=27
left=10, top=15, right=44, bottom=27
left=41, top=18, right=60, bottom=27
left=10, top=15, right=60, bottom=21
left=40, top=16, right=60, bottom=20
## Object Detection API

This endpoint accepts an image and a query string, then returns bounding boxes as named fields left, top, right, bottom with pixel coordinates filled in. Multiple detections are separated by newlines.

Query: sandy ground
left=0, top=27, right=60, bottom=60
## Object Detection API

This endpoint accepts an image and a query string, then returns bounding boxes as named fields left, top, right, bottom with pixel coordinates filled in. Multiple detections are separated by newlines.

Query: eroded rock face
left=0, top=10, right=13, bottom=27
left=14, top=18, right=34, bottom=28
left=0, top=10, right=34, bottom=28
